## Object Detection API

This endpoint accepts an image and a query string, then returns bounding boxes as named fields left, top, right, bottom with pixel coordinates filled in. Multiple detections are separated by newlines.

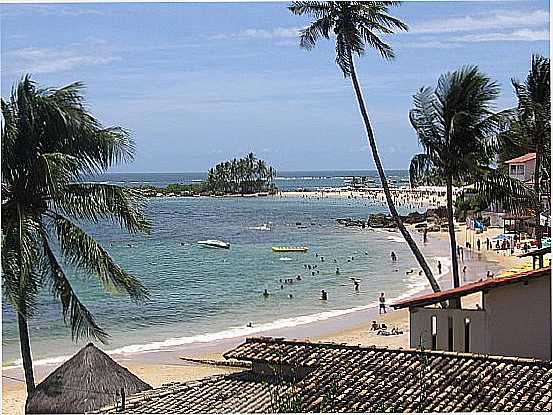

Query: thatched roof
left=26, top=343, right=151, bottom=414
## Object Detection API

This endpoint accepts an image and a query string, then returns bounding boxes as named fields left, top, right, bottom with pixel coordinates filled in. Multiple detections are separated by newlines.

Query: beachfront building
left=505, top=152, right=537, bottom=183
left=26, top=343, right=151, bottom=414
left=98, top=337, right=552, bottom=413
left=392, top=267, right=551, bottom=360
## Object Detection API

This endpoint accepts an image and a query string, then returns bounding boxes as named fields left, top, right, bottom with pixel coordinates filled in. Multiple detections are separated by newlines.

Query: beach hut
left=26, top=343, right=151, bottom=414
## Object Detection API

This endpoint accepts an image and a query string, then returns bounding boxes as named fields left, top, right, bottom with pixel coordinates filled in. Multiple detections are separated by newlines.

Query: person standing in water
left=390, top=251, right=397, bottom=262
left=379, top=292, right=386, bottom=314
left=321, top=290, right=328, bottom=301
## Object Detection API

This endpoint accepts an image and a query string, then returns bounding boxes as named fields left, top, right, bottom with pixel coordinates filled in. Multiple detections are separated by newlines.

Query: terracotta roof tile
left=98, top=337, right=552, bottom=413
left=505, top=152, right=536, bottom=164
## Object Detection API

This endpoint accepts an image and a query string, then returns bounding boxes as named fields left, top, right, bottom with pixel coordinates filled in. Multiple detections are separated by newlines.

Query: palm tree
left=409, top=67, right=501, bottom=305
left=289, top=1, right=441, bottom=293
left=409, top=66, right=536, bottom=303
left=1, top=76, right=151, bottom=394
left=502, top=55, right=550, bottom=249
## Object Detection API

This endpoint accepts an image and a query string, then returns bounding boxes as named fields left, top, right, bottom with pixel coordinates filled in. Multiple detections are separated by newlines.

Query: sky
left=1, top=1, right=550, bottom=172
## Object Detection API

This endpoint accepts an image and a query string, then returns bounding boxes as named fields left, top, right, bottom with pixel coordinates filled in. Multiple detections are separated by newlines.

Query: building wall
left=508, top=159, right=536, bottom=182
left=409, top=277, right=551, bottom=359
left=484, top=276, right=551, bottom=360
left=409, top=307, right=487, bottom=353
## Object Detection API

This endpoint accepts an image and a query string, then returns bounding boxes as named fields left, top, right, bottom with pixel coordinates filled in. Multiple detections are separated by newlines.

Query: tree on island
left=1, top=76, right=151, bottom=394
left=409, top=67, right=537, bottom=304
left=206, top=152, right=276, bottom=195
left=288, top=1, right=441, bottom=294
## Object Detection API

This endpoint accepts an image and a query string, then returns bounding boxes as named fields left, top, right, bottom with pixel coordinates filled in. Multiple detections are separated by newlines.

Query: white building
left=392, top=267, right=551, bottom=360
left=505, top=152, right=536, bottom=183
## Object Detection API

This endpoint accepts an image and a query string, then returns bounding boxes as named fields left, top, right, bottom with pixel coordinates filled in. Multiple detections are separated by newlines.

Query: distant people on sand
left=437, top=261, right=442, bottom=274
left=423, top=228, right=428, bottom=243
left=487, top=270, right=494, bottom=279
left=379, top=292, right=386, bottom=314
left=321, top=290, right=328, bottom=301
left=390, top=251, right=397, bottom=262
left=477, top=239, right=481, bottom=251
left=462, top=265, right=467, bottom=280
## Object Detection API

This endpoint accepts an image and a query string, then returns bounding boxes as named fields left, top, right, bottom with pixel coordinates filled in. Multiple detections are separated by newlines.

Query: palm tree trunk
left=347, top=53, right=441, bottom=294
left=18, top=312, right=35, bottom=395
left=446, top=175, right=461, bottom=308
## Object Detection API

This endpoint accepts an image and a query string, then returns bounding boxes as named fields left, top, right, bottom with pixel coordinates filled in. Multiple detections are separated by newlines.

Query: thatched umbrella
left=26, top=343, right=152, bottom=414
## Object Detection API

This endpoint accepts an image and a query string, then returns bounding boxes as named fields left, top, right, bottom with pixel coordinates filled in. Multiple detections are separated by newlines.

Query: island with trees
left=138, top=153, right=278, bottom=197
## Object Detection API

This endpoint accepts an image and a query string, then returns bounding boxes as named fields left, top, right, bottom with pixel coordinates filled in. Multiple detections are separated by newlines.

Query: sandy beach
left=2, top=223, right=533, bottom=415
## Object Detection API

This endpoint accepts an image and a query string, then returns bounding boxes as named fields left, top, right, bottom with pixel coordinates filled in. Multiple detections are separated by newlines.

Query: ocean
left=2, top=170, right=450, bottom=367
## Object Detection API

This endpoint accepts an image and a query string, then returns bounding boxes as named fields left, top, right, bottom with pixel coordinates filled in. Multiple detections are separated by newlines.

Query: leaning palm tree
left=409, top=66, right=536, bottom=304
left=1, top=75, right=151, bottom=394
left=502, top=55, right=550, bottom=248
left=288, top=1, right=441, bottom=293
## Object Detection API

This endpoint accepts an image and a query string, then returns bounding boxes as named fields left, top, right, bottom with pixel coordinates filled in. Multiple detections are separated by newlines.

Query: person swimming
left=336, top=267, right=340, bottom=275
left=296, top=275, right=302, bottom=281
left=263, top=289, right=270, bottom=297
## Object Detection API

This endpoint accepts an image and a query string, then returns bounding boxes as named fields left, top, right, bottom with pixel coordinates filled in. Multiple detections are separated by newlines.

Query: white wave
left=279, top=257, right=293, bottom=261
left=386, top=235, right=405, bottom=243
left=4, top=261, right=447, bottom=371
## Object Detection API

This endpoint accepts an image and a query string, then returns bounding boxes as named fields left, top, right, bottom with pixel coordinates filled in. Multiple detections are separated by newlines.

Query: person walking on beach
left=390, top=251, right=397, bottom=262
left=437, top=261, right=442, bottom=275
left=379, top=292, right=386, bottom=314
left=423, top=228, right=428, bottom=244
left=477, top=239, right=481, bottom=251
left=486, top=238, right=490, bottom=250
left=462, top=265, right=467, bottom=280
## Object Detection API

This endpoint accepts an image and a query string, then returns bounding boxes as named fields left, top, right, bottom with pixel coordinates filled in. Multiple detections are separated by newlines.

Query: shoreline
left=2, top=224, right=532, bottom=415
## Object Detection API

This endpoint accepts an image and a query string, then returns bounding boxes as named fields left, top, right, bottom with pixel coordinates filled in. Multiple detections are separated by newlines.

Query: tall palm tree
left=1, top=76, right=151, bottom=394
left=289, top=1, right=441, bottom=293
left=502, top=55, right=550, bottom=249
left=409, top=67, right=501, bottom=305
left=409, top=66, right=535, bottom=304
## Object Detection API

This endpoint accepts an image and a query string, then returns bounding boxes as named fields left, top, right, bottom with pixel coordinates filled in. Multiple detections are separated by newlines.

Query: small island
left=138, top=153, right=277, bottom=197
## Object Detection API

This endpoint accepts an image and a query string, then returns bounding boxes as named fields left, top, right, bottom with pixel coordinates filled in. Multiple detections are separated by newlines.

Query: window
left=510, top=165, right=517, bottom=174
left=447, top=316, right=454, bottom=352
left=431, top=315, right=437, bottom=350
left=516, top=165, right=525, bottom=174
left=464, top=317, right=471, bottom=352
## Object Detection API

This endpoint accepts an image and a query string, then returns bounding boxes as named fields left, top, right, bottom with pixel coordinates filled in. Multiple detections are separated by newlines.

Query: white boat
left=197, top=240, right=230, bottom=249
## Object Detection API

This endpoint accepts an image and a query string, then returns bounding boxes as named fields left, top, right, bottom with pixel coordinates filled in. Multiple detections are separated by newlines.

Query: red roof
left=505, top=152, right=536, bottom=164
left=392, top=266, right=550, bottom=309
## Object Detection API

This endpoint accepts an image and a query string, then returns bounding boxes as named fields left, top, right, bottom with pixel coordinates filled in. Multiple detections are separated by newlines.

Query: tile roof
left=98, top=337, right=552, bottom=413
left=391, top=266, right=550, bottom=309
left=505, top=152, right=537, bottom=164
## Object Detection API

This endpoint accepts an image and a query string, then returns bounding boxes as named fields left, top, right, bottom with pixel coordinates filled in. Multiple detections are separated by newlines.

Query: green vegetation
left=206, top=152, right=276, bottom=195
left=499, top=55, right=550, bottom=247
left=288, top=1, right=441, bottom=295
left=1, top=76, right=150, bottom=394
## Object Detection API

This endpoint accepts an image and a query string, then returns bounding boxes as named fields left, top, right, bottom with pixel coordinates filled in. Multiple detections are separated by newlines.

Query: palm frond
left=52, top=183, right=151, bottom=234
left=41, top=237, right=109, bottom=343
left=50, top=213, right=149, bottom=303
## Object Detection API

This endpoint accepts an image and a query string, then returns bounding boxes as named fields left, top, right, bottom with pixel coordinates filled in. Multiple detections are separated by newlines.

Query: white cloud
left=4, top=40, right=120, bottom=74
left=452, top=29, right=549, bottom=42
left=211, top=26, right=301, bottom=41
left=410, top=9, right=549, bottom=34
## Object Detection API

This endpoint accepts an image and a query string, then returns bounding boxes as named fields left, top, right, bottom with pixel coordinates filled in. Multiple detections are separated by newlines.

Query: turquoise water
left=2, top=174, right=449, bottom=367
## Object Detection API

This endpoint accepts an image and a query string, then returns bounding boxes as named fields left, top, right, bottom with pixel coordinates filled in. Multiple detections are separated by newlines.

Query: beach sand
left=2, top=224, right=533, bottom=415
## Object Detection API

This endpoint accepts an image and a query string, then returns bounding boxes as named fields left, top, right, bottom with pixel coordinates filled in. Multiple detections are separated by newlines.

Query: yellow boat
left=272, top=246, right=309, bottom=253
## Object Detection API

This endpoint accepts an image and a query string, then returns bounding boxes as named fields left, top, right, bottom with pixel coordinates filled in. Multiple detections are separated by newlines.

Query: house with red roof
left=392, top=267, right=551, bottom=360
left=505, top=152, right=536, bottom=183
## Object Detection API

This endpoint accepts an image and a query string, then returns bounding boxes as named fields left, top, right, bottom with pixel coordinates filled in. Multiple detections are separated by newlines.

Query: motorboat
left=197, top=240, right=231, bottom=249
left=272, top=246, right=308, bottom=253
